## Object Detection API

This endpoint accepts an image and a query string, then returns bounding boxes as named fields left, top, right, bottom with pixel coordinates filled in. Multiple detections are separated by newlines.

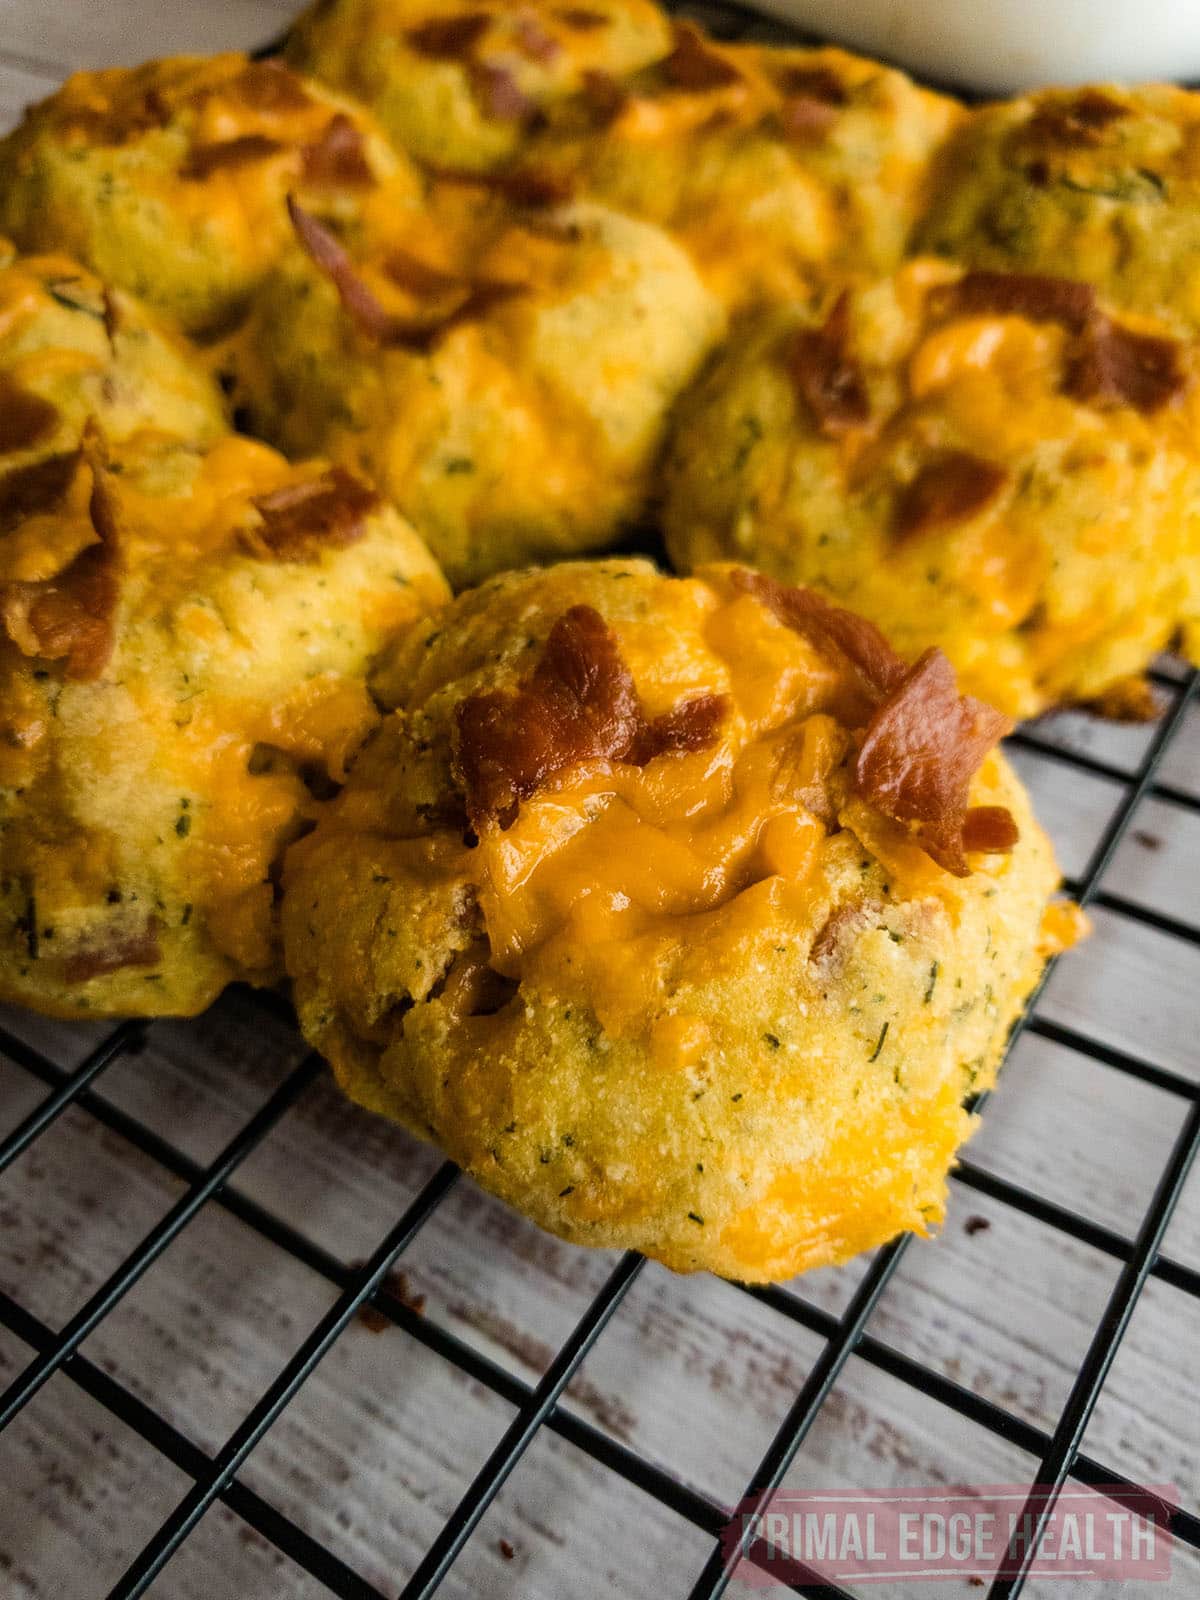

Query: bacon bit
left=892, top=452, right=1008, bottom=543
left=469, top=61, right=535, bottom=121
left=247, top=467, right=379, bottom=560
left=498, top=1539, right=516, bottom=1560
left=454, top=605, right=728, bottom=828
left=663, top=22, right=742, bottom=92
left=406, top=12, right=491, bottom=58
left=788, top=291, right=870, bottom=438
left=512, top=13, right=561, bottom=63
left=301, top=113, right=375, bottom=187
left=775, top=64, right=848, bottom=105
left=0, top=452, right=80, bottom=531
left=730, top=569, right=906, bottom=699
left=180, top=133, right=285, bottom=180
left=963, top=1214, right=991, bottom=1236
left=427, top=163, right=573, bottom=206
left=779, top=94, right=840, bottom=140
left=492, top=168, right=573, bottom=206
left=0, top=435, right=121, bottom=682
left=288, top=197, right=520, bottom=348
left=0, top=378, right=58, bottom=456
left=580, top=68, right=627, bottom=124
left=809, top=899, right=881, bottom=969
left=854, top=649, right=1014, bottom=876
left=1064, top=314, right=1185, bottom=414
left=961, top=805, right=1021, bottom=854
left=288, top=197, right=397, bottom=341
left=63, top=917, right=160, bottom=983
left=228, top=60, right=313, bottom=113
left=629, top=691, right=728, bottom=764
left=1026, top=89, right=1128, bottom=148
left=102, top=286, right=121, bottom=346
left=777, top=65, right=848, bottom=137
left=927, top=270, right=1096, bottom=334
left=356, top=1267, right=426, bottom=1331
left=556, top=7, right=608, bottom=27
left=61, top=89, right=170, bottom=146
left=383, top=248, right=466, bottom=300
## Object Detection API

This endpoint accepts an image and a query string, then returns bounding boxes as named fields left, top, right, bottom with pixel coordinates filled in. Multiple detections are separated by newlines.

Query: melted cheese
left=413, top=578, right=977, bottom=1046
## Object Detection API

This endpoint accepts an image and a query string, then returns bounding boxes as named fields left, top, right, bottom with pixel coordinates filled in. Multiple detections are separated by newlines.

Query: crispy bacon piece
left=580, top=69, right=627, bottom=124
left=512, top=13, right=561, bottom=63
left=288, top=197, right=520, bottom=349
left=776, top=65, right=847, bottom=139
left=0, top=379, right=58, bottom=455
left=779, top=94, right=840, bottom=140
left=248, top=467, right=379, bottom=560
left=302, top=113, right=375, bottom=187
left=775, top=64, right=848, bottom=104
left=1025, top=89, right=1128, bottom=148
left=961, top=805, right=1021, bottom=854
left=0, top=439, right=121, bottom=681
left=228, top=60, right=313, bottom=113
left=892, top=452, right=1009, bottom=543
left=731, top=569, right=907, bottom=698
left=556, top=7, right=608, bottom=28
left=663, top=22, right=742, bottom=91
left=854, top=649, right=1015, bottom=876
left=454, top=604, right=728, bottom=827
left=427, top=163, right=573, bottom=206
left=406, top=12, right=491, bottom=58
left=383, top=248, right=466, bottom=301
left=0, top=452, right=80, bottom=531
left=809, top=899, right=882, bottom=970
left=469, top=61, right=535, bottom=121
left=1064, top=315, right=1185, bottom=414
left=927, top=270, right=1097, bottom=334
left=788, top=291, right=870, bottom=437
left=629, top=691, right=727, bottom=765
left=180, top=133, right=285, bottom=179
left=60, top=88, right=169, bottom=147
left=64, top=917, right=160, bottom=983
left=288, top=197, right=397, bottom=340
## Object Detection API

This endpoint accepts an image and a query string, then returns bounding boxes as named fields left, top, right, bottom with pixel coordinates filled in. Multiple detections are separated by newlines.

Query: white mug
left=752, top=0, right=1200, bottom=92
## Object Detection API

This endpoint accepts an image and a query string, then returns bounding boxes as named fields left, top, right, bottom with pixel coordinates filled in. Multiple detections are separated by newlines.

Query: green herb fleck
left=924, top=961, right=940, bottom=1004
left=687, top=1211, right=705, bottom=1226
left=869, top=1020, right=889, bottom=1062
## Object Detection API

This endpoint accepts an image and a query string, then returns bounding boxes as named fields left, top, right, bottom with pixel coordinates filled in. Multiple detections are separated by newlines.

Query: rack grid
left=1, top=674, right=1195, bottom=1600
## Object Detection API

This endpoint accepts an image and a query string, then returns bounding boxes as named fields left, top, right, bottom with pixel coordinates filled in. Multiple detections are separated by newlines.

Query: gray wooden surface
left=0, top=3, right=1197, bottom=1597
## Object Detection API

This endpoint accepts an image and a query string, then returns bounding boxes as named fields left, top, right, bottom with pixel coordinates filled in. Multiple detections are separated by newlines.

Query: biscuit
left=918, top=84, right=1200, bottom=335
left=513, top=27, right=961, bottom=312
left=663, top=259, right=1200, bottom=717
left=0, top=54, right=415, bottom=335
left=230, top=196, right=723, bottom=586
left=0, top=431, right=448, bottom=1017
left=286, top=0, right=673, bottom=172
left=282, top=559, right=1072, bottom=1280
left=0, top=245, right=226, bottom=463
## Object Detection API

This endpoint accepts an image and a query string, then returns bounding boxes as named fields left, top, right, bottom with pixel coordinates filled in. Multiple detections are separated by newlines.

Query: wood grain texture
left=0, top=3, right=1197, bottom=1596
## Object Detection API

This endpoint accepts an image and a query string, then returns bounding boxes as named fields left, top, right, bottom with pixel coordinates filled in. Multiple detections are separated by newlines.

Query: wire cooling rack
left=1, top=4, right=1199, bottom=1597
left=0, top=659, right=1197, bottom=1600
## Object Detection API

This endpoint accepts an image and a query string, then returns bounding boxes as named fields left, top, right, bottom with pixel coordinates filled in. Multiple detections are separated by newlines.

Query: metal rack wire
left=2, top=4, right=1199, bottom=1594
left=0, top=666, right=1195, bottom=1600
